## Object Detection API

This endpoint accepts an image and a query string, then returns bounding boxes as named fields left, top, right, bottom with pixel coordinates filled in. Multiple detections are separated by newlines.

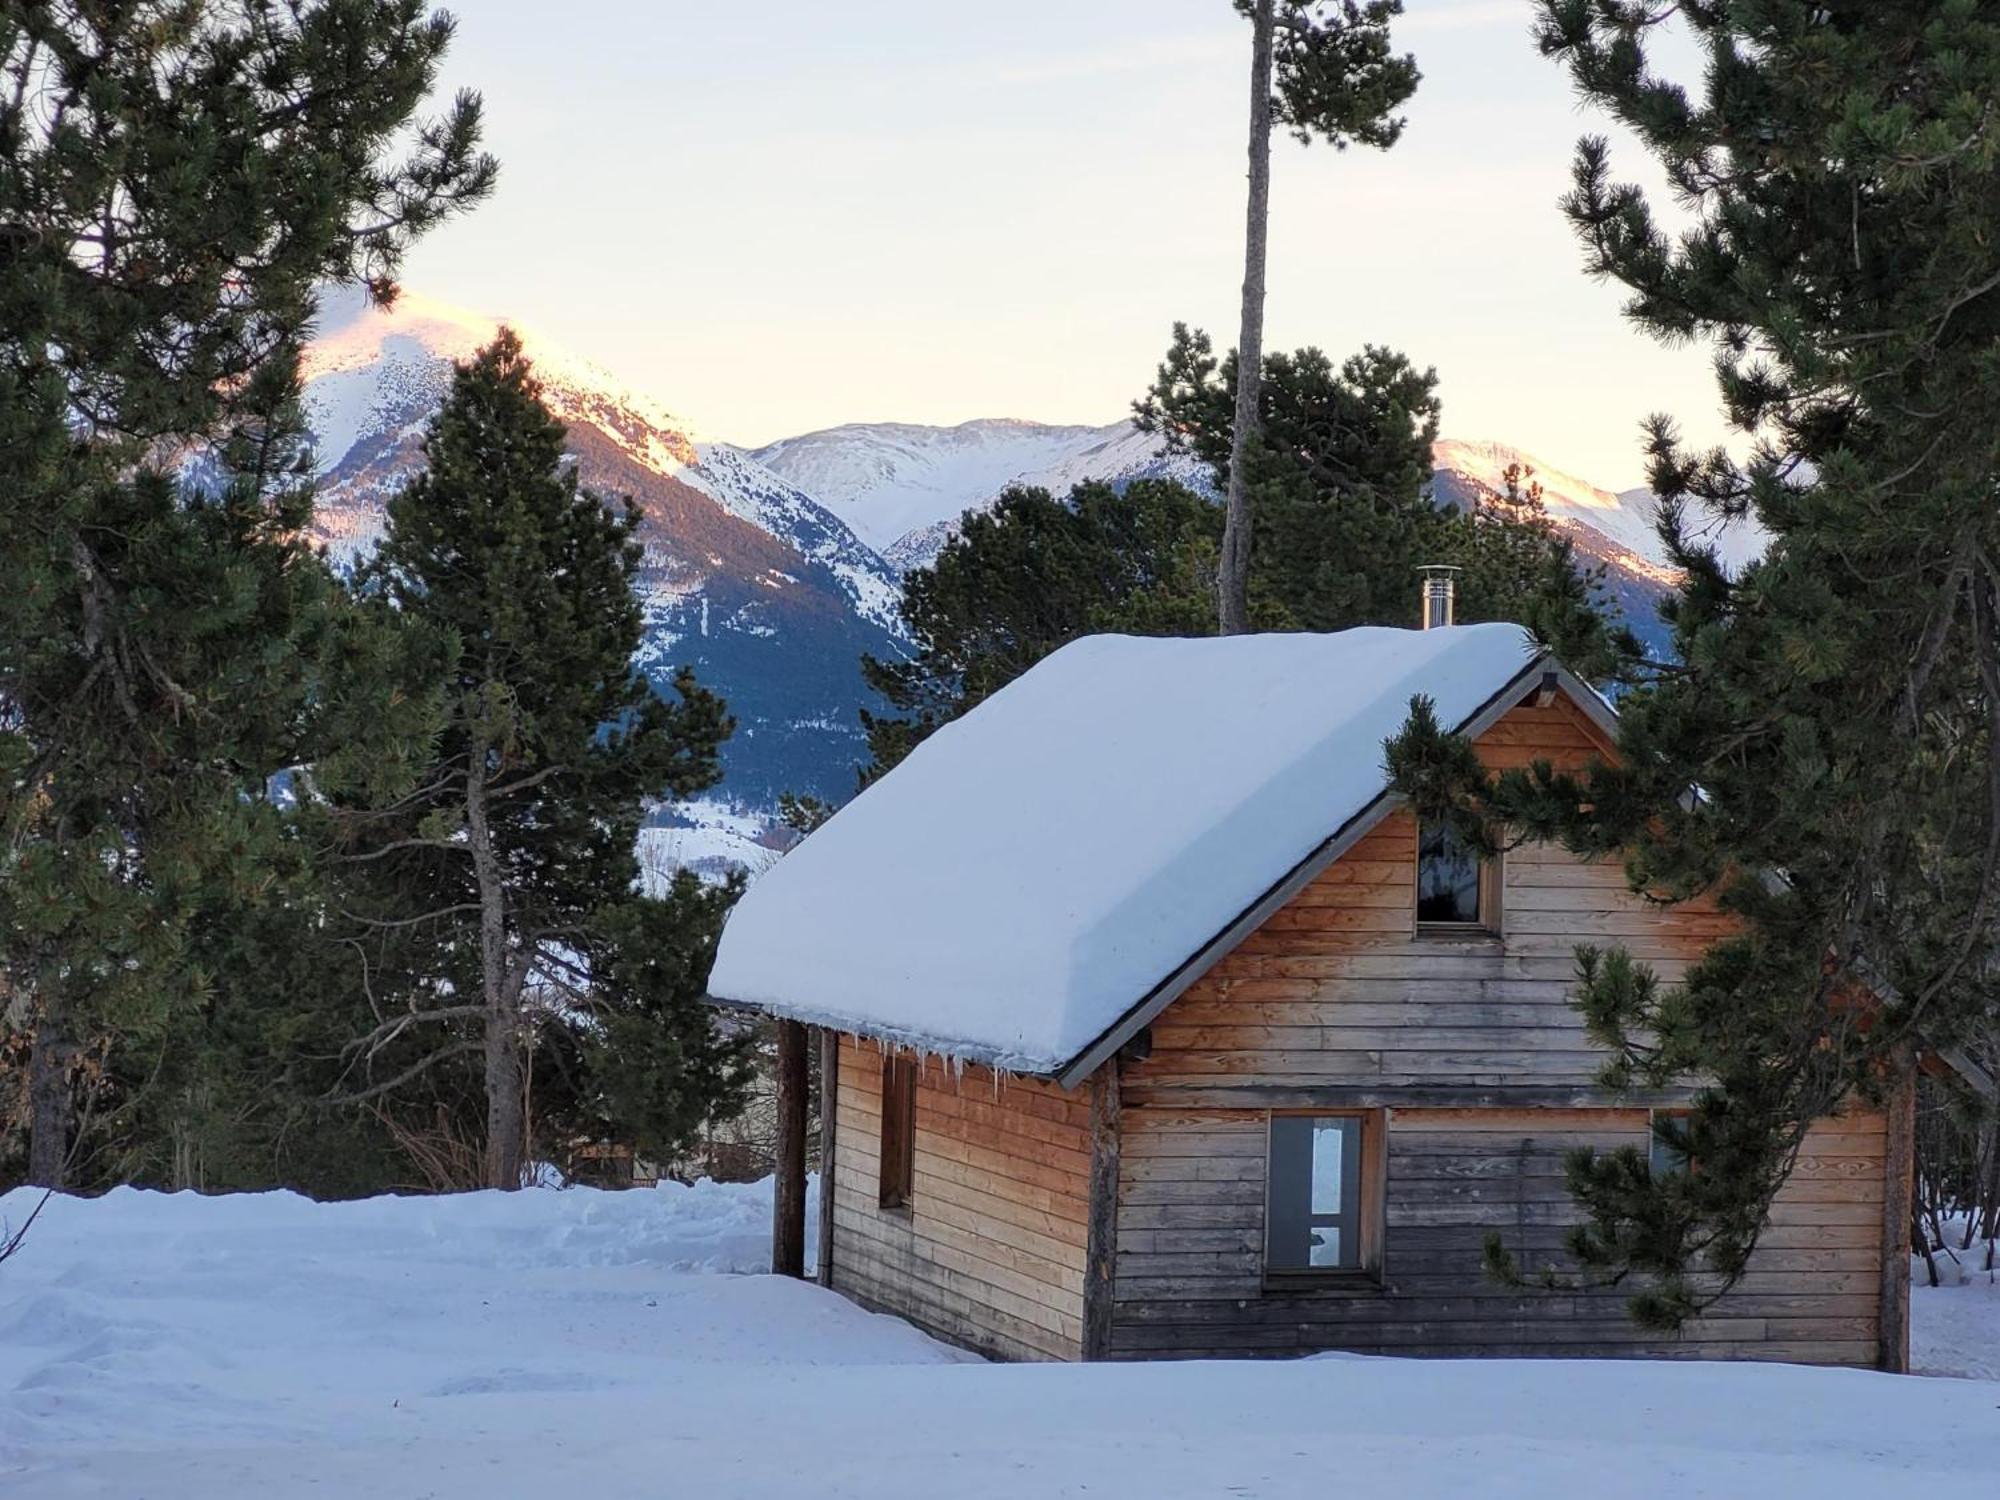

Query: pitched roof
left=707, top=623, right=1561, bottom=1076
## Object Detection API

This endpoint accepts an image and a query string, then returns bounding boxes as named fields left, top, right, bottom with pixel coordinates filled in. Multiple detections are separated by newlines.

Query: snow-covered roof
left=707, top=624, right=1552, bottom=1076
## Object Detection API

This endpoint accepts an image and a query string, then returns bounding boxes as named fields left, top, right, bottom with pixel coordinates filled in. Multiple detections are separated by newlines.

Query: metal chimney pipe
left=1418, top=565, right=1459, bottom=630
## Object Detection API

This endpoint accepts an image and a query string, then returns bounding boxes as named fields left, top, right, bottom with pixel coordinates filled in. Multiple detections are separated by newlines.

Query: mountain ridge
left=301, top=288, right=907, bottom=833
left=768, top=414, right=1748, bottom=657
left=749, top=416, right=1212, bottom=558
left=295, top=287, right=1757, bottom=873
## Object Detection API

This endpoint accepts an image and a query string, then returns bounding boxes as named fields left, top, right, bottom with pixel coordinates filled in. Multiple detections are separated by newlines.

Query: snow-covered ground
left=1911, top=1218, right=2000, bottom=1381
left=637, top=797, right=788, bottom=887
left=1, top=1183, right=1995, bottom=1499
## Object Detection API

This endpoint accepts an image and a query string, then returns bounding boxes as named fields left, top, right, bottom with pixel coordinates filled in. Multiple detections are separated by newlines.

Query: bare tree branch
left=0, top=1190, right=52, bottom=1268
left=324, top=1042, right=481, bottom=1106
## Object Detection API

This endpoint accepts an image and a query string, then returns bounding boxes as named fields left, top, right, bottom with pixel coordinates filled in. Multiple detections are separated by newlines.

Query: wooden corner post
left=772, top=1018, right=809, bottom=1279
left=1082, top=1066, right=1120, bottom=1361
left=816, top=1027, right=839, bottom=1286
left=1877, top=1048, right=1917, bottom=1373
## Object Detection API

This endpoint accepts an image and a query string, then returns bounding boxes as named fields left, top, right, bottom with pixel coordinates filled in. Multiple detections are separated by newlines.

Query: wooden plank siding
left=1110, top=693, right=1891, bottom=1365
left=828, top=1035, right=1091, bottom=1361
left=1123, top=697, right=1712, bottom=1096
left=1111, top=1104, right=1883, bottom=1363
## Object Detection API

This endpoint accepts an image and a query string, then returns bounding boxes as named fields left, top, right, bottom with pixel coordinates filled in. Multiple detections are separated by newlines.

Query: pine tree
left=1389, top=0, right=2000, bottom=1328
left=9, top=511, right=448, bottom=1193
left=550, top=871, right=753, bottom=1176
left=1138, top=325, right=1636, bottom=674
left=858, top=335, right=1634, bottom=788
left=859, top=479, right=1220, bottom=780
left=338, top=333, right=740, bottom=1190
left=1218, top=1, right=1419, bottom=633
left=0, top=3, right=494, bottom=1185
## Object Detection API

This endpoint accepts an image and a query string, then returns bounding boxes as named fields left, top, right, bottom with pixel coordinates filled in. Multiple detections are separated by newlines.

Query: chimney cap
left=1417, top=564, right=1459, bottom=630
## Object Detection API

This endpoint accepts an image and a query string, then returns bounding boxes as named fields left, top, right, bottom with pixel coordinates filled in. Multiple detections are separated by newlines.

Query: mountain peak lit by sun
left=294, top=285, right=1739, bottom=857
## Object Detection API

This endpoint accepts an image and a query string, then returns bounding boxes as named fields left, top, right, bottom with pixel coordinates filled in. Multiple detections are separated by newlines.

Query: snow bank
left=1, top=1185, right=1996, bottom=1498
left=710, top=624, right=1546, bottom=1072
left=0, top=1176, right=926, bottom=1481
left=2, top=1175, right=807, bottom=1278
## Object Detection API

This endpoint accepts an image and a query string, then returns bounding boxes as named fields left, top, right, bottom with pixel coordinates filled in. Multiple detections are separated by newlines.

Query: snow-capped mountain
left=1432, top=439, right=1675, bottom=571
left=302, top=287, right=907, bottom=816
left=750, top=415, right=1750, bottom=656
left=1430, top=438, right=1764, bottom=575
left=751, top=418, right=1212, bottom=567
left=295, top=287, right=1758, bottom=873
left=1429, top=438, right=1767, bottom=655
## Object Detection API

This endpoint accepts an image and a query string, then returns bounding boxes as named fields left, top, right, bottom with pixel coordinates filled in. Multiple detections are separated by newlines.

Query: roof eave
left=701, top=991, right=1067, bottom=1080
left=1844, top=956, right=2000, bottom=1102
left=1927, top=1042, right=1998, bottom=1101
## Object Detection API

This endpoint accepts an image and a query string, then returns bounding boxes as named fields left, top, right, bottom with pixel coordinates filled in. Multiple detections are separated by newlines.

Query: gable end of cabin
left=1097, top=686, right=1897, bottom=1366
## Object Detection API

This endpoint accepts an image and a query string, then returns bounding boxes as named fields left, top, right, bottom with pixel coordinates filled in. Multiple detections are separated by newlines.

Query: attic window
left=1416, top=820, right=1499, bottom=932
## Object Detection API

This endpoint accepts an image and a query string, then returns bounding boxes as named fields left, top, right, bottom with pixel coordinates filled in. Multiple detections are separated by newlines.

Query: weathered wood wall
left=828, top=1035, right=1090, bottom=1361
left=1126, top=698, right=1726, bottom=1099
left=1112, top=692, right=1890, bottom=1365
left=1119, top=816, right=1735, bottom=1095
left=1112, top=1104, right=1884, bottom=1362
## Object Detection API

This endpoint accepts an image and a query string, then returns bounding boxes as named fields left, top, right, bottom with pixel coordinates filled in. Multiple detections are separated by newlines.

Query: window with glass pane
left=1417, top=820, right=1485, bottom=926
left=1266, top=1115, right=1362, bottom=1272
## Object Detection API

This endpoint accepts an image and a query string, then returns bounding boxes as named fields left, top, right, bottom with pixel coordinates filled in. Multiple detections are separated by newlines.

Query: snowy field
left=2, top=1184, right=1997, bottom=1499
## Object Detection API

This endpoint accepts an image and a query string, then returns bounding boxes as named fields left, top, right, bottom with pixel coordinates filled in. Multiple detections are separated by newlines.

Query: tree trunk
left=771, top=1019, right=808, bottom=1278
left=1082, top=1065, right=1121, bottom=1361
left=1976, top=1110, right=1999, bottom=1249
left=1877, top=1048, right=1917, bottom=1372
left=1219, top=0, right=1276, bottom=637
left=465, top=743, right=525, bottom=1191
left=26, top=1015, right=72, bottom=1190
left=481, top=1007, right=524, bottom=1191
left=815, top=1027, right=839, bottom=1286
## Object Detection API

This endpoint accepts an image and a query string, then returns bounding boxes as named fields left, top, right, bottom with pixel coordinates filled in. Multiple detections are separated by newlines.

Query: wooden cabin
left=708, top=618, right=1982, bottom=1369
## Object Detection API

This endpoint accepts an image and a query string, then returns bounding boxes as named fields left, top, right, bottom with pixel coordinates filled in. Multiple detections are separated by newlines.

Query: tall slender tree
left=341, top=333, right=735, bottom=1190
left=1217, top=1, right=1419, bottom=633
left=0, top=2, right=494, bottom=1186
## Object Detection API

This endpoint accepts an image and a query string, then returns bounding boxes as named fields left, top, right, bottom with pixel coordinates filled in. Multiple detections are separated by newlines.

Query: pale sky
left=404, top=0, right=1724, bottom=488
